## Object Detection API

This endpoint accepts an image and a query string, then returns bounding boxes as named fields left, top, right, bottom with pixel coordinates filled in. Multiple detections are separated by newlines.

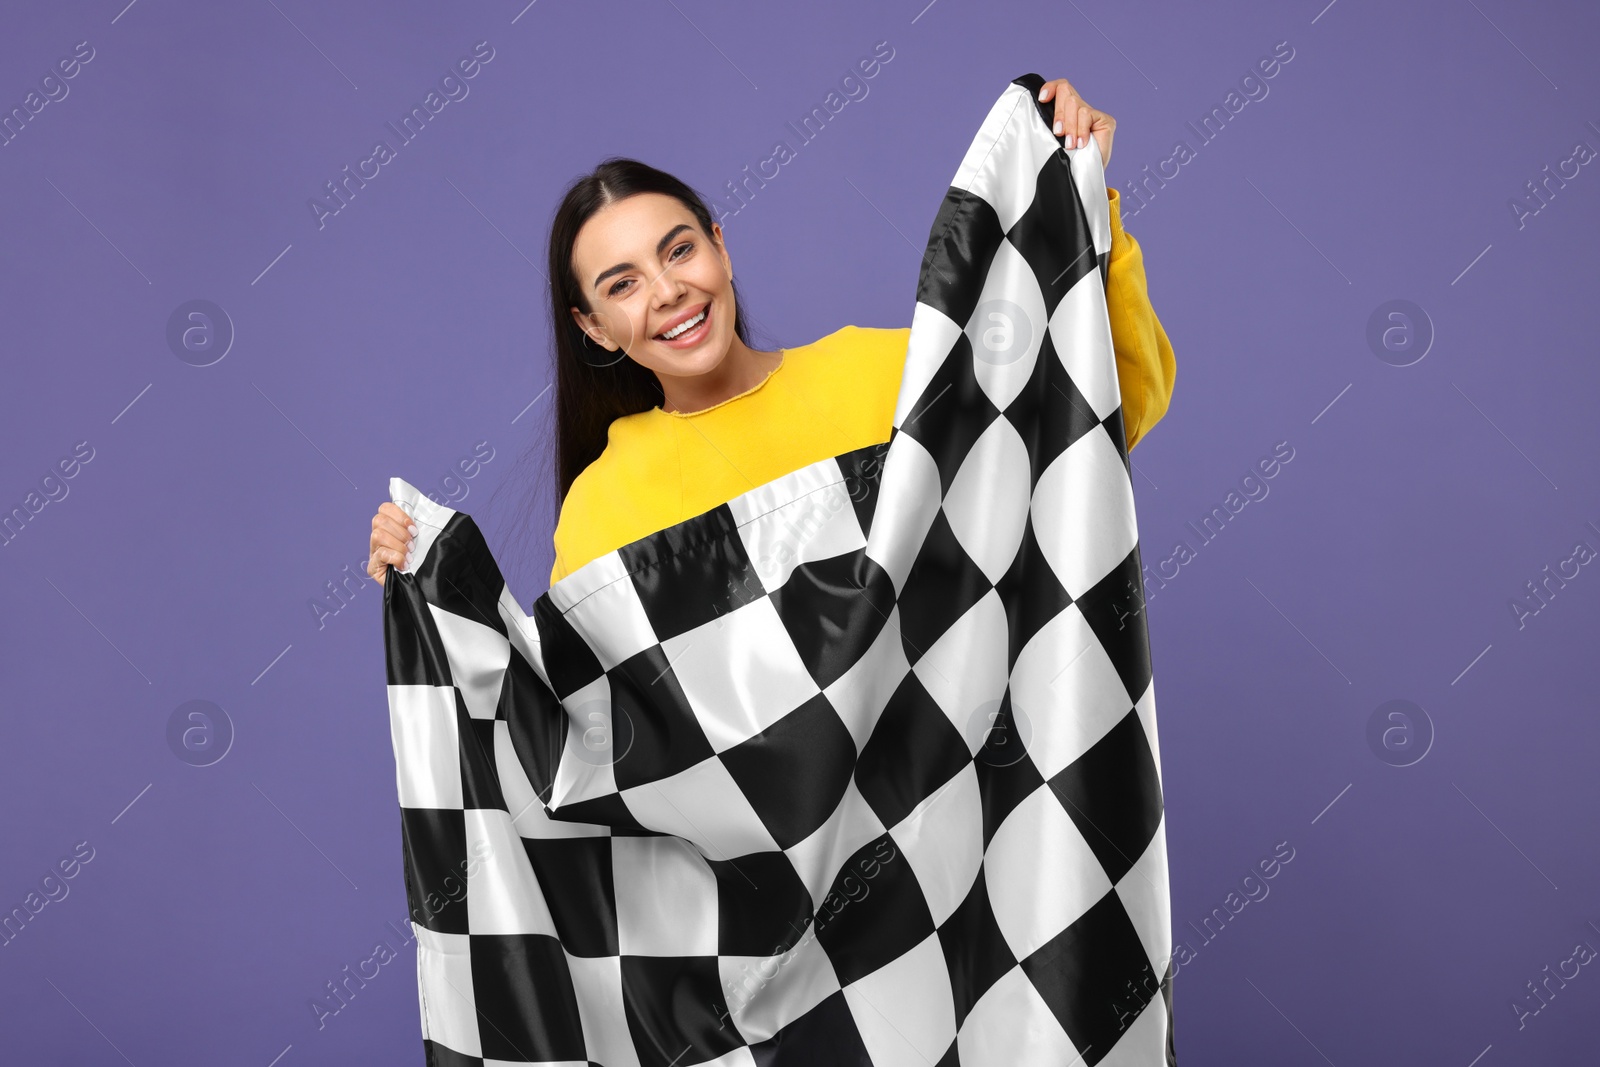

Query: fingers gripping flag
left=383, top=72, right=1175, bottom=1067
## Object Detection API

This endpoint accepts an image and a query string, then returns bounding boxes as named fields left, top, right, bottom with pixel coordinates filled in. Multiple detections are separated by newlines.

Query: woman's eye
left=608, top=244, right=691, bottom=296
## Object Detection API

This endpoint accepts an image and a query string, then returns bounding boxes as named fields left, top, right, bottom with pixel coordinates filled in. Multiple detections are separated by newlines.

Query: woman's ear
left=709, top=223, right=734, bottom=282
left=570, top=306, right=614, bottom=350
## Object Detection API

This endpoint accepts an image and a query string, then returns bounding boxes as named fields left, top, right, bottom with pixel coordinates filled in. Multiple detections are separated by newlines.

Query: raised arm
left=1105, top=187, right=1177, bottom=450
left=1038, top=75, right=1177, bottom=451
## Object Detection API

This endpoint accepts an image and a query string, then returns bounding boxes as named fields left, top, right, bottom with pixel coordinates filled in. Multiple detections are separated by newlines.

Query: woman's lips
left=655, top=303, right=712, bottom=348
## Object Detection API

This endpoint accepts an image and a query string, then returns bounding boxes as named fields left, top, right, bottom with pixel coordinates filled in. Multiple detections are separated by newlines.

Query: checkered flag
left=383, top=72, right=1174, bottom=1067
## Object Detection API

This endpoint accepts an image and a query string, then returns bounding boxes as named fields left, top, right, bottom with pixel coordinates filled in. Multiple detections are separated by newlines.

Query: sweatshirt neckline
left=657, top=350, right=787, bottom=418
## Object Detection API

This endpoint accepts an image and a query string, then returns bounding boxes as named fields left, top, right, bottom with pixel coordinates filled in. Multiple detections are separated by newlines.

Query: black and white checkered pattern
left=383, top=72, right=1174, bottom=1067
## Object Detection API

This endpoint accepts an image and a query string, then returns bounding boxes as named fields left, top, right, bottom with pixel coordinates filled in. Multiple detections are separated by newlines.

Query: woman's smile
left=654, top=301, right=712, bottom=348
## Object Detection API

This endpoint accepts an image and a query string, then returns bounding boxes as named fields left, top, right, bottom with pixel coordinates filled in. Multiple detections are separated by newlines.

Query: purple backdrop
left=3, top=0, right=1597, bottom=1063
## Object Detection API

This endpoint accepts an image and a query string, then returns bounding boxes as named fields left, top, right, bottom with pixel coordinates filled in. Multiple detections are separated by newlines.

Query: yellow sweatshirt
left=550, top=188, right=1175, bottom=586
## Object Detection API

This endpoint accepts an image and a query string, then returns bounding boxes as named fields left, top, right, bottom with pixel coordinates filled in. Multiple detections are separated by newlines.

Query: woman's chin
left=653, top=330, right=728, bottom=372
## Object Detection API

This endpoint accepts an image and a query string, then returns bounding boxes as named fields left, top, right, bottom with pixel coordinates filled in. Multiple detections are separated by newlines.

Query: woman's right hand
left=367, top=501, right=418, bottom=586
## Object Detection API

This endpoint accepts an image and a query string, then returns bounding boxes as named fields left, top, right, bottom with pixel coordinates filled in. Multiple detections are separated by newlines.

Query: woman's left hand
left=1038, top=77, right=1116, bottom=167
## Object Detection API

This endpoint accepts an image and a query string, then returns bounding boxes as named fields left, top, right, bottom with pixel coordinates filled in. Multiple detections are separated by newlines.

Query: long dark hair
left=547, top=157, right=757, bottom=503
left=487, top=157, right=764, bottom=595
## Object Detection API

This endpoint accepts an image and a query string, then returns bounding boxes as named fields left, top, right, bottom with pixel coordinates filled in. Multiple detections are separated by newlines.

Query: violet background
left=2, top=0, right=1597, bottom=1063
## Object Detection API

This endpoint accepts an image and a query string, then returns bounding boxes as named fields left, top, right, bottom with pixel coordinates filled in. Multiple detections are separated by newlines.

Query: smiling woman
left=367, top=104, right=1176, bottom=598
left=363, top=146, right=1177, bottom=586
left=566, top=187, right=782, bottom=417
left=376, top=76, right=1180, bottom=1063
left=532, top=156, right=1176, bottom=586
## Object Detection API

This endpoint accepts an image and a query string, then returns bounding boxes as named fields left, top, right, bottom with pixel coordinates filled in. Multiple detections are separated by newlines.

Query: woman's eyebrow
left=592, top=223, right=696, bottom=291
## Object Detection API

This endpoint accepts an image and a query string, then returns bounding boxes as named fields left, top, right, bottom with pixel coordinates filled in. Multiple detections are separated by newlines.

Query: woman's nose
left=650, top=266, right=686, bottom=301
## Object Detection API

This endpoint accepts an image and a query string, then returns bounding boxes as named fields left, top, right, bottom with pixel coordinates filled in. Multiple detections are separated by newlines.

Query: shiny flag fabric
left=383, top=72, right=1175, bottom=1067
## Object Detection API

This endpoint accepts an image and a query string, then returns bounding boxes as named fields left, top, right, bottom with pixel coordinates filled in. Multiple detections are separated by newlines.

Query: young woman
left=366, top=76, right=1175, bottom=587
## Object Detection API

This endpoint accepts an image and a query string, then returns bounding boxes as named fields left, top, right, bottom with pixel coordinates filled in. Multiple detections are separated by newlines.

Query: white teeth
left=659, top=308, right=706, bottom=340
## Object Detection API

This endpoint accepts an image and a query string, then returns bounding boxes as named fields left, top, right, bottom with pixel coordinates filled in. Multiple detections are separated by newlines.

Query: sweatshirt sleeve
left=1104, top=186, right=1177, bottom=451
left=550, top=514, right=574, bottom=586
left=549, top=475, right=594, bottom=586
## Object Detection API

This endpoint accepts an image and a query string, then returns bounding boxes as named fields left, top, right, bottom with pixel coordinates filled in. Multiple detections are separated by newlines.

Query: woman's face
left=568, top=192, right=735, bottom=377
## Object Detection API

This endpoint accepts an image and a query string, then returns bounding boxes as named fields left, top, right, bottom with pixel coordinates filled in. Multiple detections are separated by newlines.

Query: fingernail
left=408, top=524, right=418, bottom=536
left=408, top=538, right=416, bottom=551
left=1053, top=120, right=1063, bottom=136
left=1039, top=87, right=1047, bottom=100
